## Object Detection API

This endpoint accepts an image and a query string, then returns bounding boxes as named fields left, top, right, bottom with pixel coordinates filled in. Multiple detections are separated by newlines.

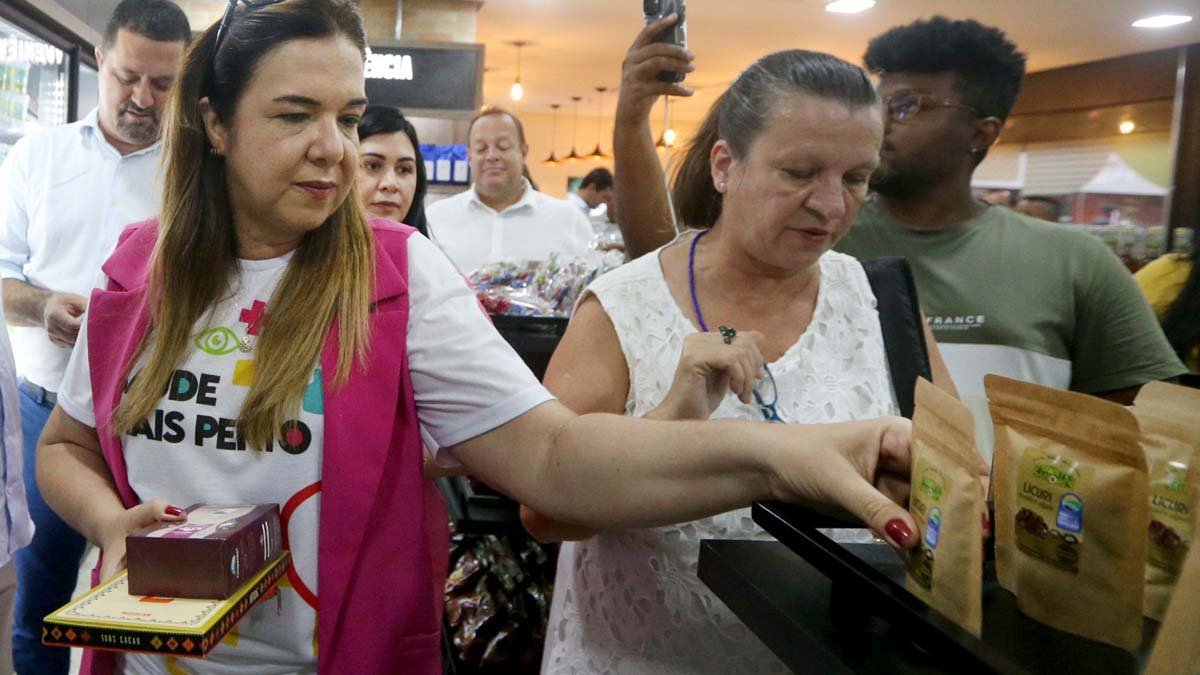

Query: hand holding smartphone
left=643, top=0, right=687, bottom=82
left=616, top=4, right=694, bottom=127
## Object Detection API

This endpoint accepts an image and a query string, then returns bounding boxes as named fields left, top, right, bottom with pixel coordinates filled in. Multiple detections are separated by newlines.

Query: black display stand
left=439, top=315, right=568, bottom=673
left=696, top=501, right=1158, bottom=675
left=490, top=315, right=569, bottom=382
left=436, top=475, right=519, bottom=531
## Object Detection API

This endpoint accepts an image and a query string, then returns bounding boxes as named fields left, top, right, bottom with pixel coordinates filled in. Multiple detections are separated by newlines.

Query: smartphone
left=643, top=0, right=687, bottom=83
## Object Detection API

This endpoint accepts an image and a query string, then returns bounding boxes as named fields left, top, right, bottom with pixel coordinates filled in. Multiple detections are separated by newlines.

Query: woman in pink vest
left=36, top=1, right=918, bottom=673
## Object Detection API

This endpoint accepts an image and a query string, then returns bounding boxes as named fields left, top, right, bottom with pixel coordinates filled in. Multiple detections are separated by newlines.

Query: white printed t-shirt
left=58, top=234, right=552, bottom=674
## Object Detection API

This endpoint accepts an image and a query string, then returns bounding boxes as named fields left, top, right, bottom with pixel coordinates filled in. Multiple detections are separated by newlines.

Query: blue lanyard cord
left=688, top=229, right=711, bottom=332
left=687, top=229, right=783, bottom=423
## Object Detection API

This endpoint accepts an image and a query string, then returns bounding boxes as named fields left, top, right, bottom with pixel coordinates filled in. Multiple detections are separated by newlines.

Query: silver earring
left=718, top=181, right=727, bottom=191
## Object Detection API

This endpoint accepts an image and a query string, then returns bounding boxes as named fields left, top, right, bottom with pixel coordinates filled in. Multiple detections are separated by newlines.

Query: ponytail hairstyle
left=113, top=0, right=376, bottom=450
left=672, top=50, right=879, bottom=228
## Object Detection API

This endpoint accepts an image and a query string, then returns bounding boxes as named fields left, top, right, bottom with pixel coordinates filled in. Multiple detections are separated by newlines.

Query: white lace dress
left=540, top=237, right=899, bottom=675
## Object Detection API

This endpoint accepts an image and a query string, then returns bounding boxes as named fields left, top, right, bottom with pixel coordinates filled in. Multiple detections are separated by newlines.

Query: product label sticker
left=1148, top=458, right=1192, bottom=575
left=1016, top=451, right=1086, bottom=574
left=925, top=508, right=942, bottom=549
left=906, top=459, right=945, bottom=590
left=1056, top=494, right=1084, bottom=533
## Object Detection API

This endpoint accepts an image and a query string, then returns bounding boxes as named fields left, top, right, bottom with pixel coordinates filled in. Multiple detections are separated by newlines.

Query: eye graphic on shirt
left=195, top=327, right=240, bottom=356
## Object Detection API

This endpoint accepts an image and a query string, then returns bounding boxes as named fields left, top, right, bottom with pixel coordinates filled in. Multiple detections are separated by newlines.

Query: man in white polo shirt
left=0, top=2, right=188, bottom=671
left=427, top=108, right=594, bottom=275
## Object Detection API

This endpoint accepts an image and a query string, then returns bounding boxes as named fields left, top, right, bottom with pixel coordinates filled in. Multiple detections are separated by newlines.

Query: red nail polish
left=165, top=505, right=184, bottom=517
left=885, top=518, right=913, bottom=545
left=982, top=512, right=991, bottom=537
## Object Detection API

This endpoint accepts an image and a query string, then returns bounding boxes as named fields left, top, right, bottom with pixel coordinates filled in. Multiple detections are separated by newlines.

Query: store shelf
left=710, top=501, right=1160, bottom=675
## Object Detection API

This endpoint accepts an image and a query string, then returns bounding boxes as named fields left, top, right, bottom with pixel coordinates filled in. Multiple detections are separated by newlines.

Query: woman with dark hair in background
left=1137, top=237, right=1200, bottom=373
left=357, top=104, right=429, bottom=236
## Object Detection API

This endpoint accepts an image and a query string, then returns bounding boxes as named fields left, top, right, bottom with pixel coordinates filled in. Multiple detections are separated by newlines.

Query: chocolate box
left=126, top=504, right=282, bottom=600
left=43, top=551, right=290, bottom=658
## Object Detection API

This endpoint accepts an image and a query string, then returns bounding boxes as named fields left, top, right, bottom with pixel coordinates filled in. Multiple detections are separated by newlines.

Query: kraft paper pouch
left=987, top=375, right=1148, bottom=651
left=1133, top=381, right=1200, bottom=621
left=903, top=378, right=985, bottom=636
left=1145, top=508, right=1200, bottom=675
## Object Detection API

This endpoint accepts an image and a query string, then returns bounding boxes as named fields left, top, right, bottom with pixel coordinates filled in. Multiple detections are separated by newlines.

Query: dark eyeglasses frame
left=752, top=363, right=784, bottom=424
left=883, top=93, right=980, bottom=123
left=212, top=0, right=287, bottom=61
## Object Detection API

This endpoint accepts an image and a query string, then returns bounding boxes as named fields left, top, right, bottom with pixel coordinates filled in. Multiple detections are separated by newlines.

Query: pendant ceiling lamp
left=589, top=86, right=611, bottom=161
left=541, top=103, right=561, bottom=166
left=509, top=40, right=528, bottom=102
left=655, top=96, right=677, bottom=149
left=564, top=95, right=583, bottom=162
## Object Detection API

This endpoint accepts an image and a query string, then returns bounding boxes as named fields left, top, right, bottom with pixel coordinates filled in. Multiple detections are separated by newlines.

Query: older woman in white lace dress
left=520, top=19, right=957, bottom=675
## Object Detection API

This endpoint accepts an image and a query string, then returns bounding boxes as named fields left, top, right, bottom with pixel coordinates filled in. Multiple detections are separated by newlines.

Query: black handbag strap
left=859, top=257, right=932, bottom=419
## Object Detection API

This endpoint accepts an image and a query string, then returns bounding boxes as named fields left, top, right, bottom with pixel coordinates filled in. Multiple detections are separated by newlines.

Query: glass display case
left=0, top=15, right=70, bottom=163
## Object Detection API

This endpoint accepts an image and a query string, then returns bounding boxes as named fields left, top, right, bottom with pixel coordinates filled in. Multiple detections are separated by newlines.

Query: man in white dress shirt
left=566, top=167, right=614, bottom=217
left=568, top=167, right=620, bottom=237
left=427, top=108, right=594, bottom=274
left=0, top=2, right=188, bottom=671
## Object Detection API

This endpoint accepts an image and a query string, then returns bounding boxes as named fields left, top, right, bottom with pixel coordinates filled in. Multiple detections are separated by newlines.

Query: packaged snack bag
left=1132, top=382, right=1200, bottom=620
left=903, top=378, right=986, bottom=636
left=1145, top=507, right=1200, bottom=675
left=988, top=375, right=1148, bottom=650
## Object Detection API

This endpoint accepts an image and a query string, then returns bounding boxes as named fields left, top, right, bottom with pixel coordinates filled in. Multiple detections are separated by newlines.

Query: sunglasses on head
left=212, top=0, right=287, bottom=61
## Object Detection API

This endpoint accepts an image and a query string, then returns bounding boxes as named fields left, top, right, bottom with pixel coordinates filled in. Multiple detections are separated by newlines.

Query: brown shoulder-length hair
left=113, top=0, right=375, bottom=449
left=672, top=50, right=880, bottom=228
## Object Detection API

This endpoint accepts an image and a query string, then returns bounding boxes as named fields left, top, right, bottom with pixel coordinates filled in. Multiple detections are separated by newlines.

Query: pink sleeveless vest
left=80, top=218, right=446, bottom=674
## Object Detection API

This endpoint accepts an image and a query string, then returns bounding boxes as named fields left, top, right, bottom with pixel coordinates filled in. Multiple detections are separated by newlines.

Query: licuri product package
left=987, top=375, right=1148, bottom=651
left=1145, top=508, right=1200, bottom=675
left=903, top=378, right=986, bottom=636
left=1132, top=381, right=1200, bottom=621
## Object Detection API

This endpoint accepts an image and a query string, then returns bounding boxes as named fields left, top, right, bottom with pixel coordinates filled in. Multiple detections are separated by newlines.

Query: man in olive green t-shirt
left=837, top=18, right=1185, bottom=452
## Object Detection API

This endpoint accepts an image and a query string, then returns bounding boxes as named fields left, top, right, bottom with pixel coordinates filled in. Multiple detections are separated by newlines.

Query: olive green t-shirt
left=837, top=200, right=1186, bottom=454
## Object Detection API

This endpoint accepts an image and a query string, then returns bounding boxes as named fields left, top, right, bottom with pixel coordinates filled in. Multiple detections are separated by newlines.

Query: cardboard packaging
left=43, top=551, right=289, bottom=659
left=127, top=504, right=282, bottom=600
